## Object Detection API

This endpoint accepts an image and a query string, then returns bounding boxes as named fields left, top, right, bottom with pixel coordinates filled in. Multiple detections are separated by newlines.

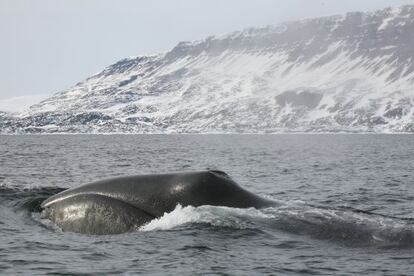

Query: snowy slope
left=0, top=94, right=50, bottom=113
left=1, top=5, right=414, bottom=133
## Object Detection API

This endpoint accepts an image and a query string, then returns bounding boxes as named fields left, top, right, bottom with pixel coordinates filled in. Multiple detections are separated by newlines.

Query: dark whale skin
left=41, top=170, right=275, bottom=234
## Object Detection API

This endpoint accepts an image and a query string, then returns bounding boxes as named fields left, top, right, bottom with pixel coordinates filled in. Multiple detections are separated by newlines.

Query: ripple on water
left=1, top=134, right=414, bottom=275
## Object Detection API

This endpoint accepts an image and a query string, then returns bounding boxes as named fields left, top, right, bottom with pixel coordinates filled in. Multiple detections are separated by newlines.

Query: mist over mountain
left=2, top=5, right=414, bottom=133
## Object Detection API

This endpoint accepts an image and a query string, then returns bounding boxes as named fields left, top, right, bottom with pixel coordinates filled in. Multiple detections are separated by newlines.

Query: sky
left=1, top=0, right=414, bottom=110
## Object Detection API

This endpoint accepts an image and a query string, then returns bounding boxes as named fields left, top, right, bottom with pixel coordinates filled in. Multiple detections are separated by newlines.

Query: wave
left=139, top=200, right=414, bottom=248
left=0, top=185, right=66, bottom=233
left=1, top=185, right=413, bottom=248
left=0, top=185, right=65, bottom=212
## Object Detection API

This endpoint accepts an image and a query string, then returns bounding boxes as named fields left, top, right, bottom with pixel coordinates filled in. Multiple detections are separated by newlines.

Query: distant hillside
left=2, top=5, right=414, bottom=133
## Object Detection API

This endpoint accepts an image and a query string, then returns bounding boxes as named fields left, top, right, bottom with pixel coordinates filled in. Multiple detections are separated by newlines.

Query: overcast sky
left=1, top=0, right=414, bottom=103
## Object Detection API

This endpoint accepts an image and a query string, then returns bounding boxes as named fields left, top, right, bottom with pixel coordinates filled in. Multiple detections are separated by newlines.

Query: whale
left=41, top=170, right=275, bottom=235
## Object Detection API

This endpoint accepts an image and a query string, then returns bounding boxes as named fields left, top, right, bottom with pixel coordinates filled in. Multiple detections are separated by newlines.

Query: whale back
left=41, top=170, right=274, bottom=234
left=42, top=170, right=271, bottom=217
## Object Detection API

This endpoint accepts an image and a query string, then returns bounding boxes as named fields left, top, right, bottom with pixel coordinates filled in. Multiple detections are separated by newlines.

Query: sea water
left=1, top=134, right=414, bottom=274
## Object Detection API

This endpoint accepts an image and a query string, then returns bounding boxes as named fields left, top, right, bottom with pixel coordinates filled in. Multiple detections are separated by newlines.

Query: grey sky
left=1, top=0, right=414, bottom=101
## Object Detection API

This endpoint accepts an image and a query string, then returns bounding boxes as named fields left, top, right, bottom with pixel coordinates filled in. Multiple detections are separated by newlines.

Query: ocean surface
left=1, top=134, right=414, bottom=275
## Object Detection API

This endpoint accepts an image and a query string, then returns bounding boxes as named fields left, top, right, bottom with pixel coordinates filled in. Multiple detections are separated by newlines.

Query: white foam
left=139, top=204, right=273, bottom=232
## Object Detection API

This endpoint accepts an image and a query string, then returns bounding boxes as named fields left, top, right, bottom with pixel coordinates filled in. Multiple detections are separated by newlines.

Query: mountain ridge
left=1, top=5, right=414, bottom=133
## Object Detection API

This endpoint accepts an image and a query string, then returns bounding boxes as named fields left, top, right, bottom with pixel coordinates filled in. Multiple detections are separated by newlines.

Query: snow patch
left=0, top=94, right=50, bottom=113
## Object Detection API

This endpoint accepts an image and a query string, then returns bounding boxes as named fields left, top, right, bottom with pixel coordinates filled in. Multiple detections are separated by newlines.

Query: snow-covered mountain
left=2, top=5, right=414, bottom=133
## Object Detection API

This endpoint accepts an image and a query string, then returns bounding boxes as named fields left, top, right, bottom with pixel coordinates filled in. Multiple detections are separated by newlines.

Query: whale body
left=41, top=170, right=275, bottom=235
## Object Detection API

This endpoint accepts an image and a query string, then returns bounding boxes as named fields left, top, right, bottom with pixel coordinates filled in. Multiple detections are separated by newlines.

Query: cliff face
left=2, top=5, right=414, bottom=133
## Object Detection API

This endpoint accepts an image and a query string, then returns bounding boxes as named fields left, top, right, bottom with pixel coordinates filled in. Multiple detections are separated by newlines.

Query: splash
left=138, top=201, right=414, bottom=248
left=139, top=204, right=273, bottom=231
